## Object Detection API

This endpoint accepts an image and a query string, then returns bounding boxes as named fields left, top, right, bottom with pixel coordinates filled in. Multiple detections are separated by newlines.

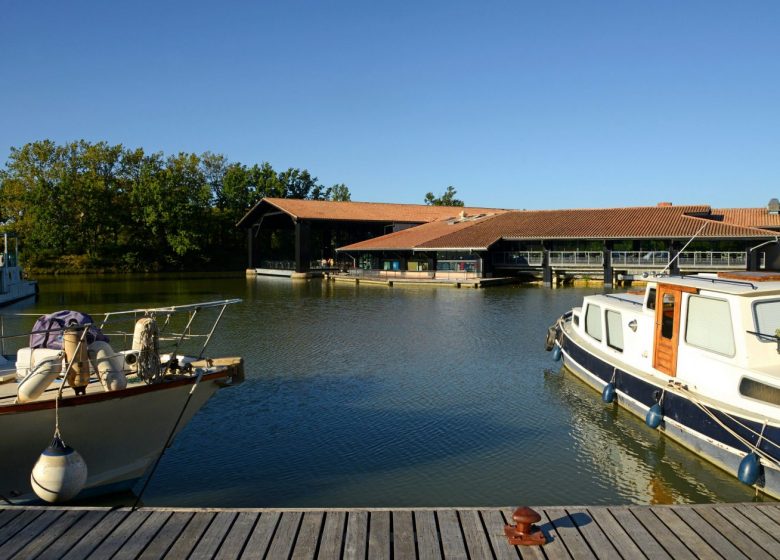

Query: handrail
left=604, top=294, right=644, bottom=307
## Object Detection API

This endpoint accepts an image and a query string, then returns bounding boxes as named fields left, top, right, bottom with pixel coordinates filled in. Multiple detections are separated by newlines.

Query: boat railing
left=0, top=299, right=241, bottom=360
left=548, top=251, right=603, bottom=267
left=259, top=260, right=295, bottom=271
left=677, top=251, right=747, bottom=269
left=610, top=251, right=670, bottom=267
left=493, top=251, right=544, bottom=267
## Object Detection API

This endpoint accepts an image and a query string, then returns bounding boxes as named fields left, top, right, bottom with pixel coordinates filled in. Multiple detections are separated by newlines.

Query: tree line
left=0, top=140, right=351, bottom=272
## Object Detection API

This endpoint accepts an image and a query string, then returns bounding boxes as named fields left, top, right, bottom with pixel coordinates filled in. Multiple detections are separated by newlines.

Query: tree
left=424, top=186, right=464, bottom=206
left=330, top=184, right=351, bottom=201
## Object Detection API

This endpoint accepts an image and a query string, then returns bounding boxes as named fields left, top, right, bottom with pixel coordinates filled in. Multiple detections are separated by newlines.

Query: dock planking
left=0, top=503, right=778, bottom=559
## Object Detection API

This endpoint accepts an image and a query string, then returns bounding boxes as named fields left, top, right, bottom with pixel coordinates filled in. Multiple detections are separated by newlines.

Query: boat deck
left=1, top=503, right=779, bottom=559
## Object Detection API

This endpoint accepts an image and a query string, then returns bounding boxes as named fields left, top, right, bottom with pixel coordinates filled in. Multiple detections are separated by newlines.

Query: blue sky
left=2, top=1, right=778, bottom=209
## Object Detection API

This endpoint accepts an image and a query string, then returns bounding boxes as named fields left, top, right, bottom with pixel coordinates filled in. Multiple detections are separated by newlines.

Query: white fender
left=88, top=341, right=127, bottom=391
left=16, top=347, right=63, bottom=381
left=17, top=354, right=64, bottom=403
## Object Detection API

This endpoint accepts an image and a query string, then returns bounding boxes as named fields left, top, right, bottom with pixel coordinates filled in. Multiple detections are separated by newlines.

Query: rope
left=676, top=385, right=780, bottom=469
left=132, top=369, right=204, bottom=510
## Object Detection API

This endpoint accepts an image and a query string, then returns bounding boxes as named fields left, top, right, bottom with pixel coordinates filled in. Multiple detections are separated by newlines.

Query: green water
left=8, top=274, right=768, bottom=507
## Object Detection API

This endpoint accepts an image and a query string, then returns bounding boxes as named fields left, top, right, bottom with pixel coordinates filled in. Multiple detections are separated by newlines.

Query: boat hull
left=0, top=374, right=225, bottom=503
left=558, top=320, right=780, bottom=499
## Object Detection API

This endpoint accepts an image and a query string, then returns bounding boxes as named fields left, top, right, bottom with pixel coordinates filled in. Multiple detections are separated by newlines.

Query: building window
left=685, top=296, right=735, bottom=356
left=606, top=310, right=624, bottom=351
left=585, top=304, right=602, bottom=342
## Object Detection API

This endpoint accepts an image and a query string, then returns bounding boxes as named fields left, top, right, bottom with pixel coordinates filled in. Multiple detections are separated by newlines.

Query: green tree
left=424, top=185, right=464, bottom=206
left=330, top=184, right=351, bottom=201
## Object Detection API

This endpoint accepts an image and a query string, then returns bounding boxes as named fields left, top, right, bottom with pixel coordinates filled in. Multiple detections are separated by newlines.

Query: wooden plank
left=240, top=511, right=280, bottom=560
left=85, top=509, right=151, bottom=559
left=650, top=507, right=723, bottom=559
left=543, top=506, right=595, bottom=559
left=608, top=507, right=670, bottom=560
left=112, top=510, right=172, bottom=560
left=392, top=510, right=416, bottom=560
left=343, top=510, right=368, bottom=560
left=566, top=507, right=620, bottom=560
left=480, top=510, right=520, bottom=560
left=673, top=507, right=749, bottom=560
left=138, top=511, right=194, bottom=560
left=36, top=510, right=111, bottom=560
left=10, top=509, right=85, bottom=560
left=191, top=511, right=238, bottom=560
left=0, top=509, right=69, bottom=559
left=61, top=510, right=131, bottom=560
left=696, top=506, right=775, bottom=560
left=415, top=510, right=442, bottom=560
left=265, top=511, right=302, bottom=560
left=165, top=512, right=216, bottom=559
left=628, top=507, right=695, bottom=560
left=292, top=511, right=324, bottom=560
left=368, top=510, right=390, bottom=560
left=585, top=507, right=647, bottom=560
left=755, top=504, right=780, bottom=526
left=458, top=510, right=493, bottom=560
left=0, top=509, right=23, bottom=533
left=318, top=511, right=346, bottom=559
left=718, top=505, right=780, bottom=553
left=216, top=512, right=259, bottom=560
left=0, top=509, right=45, bottom=548
left=437, top=510, right=467, bottom=560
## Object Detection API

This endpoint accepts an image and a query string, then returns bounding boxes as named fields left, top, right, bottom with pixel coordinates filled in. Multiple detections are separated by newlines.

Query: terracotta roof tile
left=338, top=205, right=778, bottom=252
left=716, top=208, right=780, bottom=229
left=237, top=197, right=507, bottom=226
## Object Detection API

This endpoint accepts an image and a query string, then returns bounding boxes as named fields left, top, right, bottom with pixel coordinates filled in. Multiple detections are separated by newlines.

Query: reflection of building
left=238, top=198, right=780, bottom=283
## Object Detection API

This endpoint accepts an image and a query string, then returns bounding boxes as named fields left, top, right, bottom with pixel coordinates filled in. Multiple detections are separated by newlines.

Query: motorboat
left=0, top=299, right=244, bottom=503
left=0, top=233, right=37, bottom=307
left=546, top=272, right=780, bottom=498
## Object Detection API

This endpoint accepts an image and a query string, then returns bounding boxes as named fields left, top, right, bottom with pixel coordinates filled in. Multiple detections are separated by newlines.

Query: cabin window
left=606, top=310, right=624, bottom=351
left=661, top=293, right=675, bottom=339
left=646, top=288, right=656, bottom=310
left=753, top=299, right=780, bottom=342
left=739, top=377, right=780, bottom=406
left=685, top=296, right=735, bottom=357
left=585, top=304, right=602, bottom=342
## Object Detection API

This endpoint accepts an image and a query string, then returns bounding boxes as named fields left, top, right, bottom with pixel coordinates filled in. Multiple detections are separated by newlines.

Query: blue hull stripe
left=561, top=326, right=780, bottom=462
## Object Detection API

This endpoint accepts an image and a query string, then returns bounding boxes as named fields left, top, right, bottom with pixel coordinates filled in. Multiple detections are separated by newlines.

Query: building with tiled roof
left=239, top=197, right=780, bottom=283
left=337, top=203, right=780, bottom=284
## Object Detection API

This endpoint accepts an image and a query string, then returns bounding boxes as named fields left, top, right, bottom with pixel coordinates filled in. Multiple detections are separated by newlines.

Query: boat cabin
left=570, top=273, right=780, bottom=419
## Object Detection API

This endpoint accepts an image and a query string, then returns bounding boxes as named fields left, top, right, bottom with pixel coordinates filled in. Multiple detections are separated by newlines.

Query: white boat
left=0, top=299, right=244, bottom=503
left=0, top=233, right=37, bottom=307
left=547, top=272, right=780, bottom=499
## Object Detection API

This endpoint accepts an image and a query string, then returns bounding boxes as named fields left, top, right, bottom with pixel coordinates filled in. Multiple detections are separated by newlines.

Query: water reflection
left=6, top=275, right=772, bottom=507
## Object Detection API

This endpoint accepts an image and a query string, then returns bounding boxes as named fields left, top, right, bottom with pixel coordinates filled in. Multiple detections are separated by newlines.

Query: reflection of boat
left=0, top=299, right=244, bottom=503
left=0, top=233, right=37, bottom=307
left=547, top=272, right=780, bottom=499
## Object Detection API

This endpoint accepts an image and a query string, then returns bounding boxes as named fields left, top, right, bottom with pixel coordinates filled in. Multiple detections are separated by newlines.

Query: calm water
left=10, top=274, right=768, bottom=506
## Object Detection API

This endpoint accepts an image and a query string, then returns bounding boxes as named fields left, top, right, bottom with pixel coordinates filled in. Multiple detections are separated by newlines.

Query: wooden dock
left=1, top=503, right=779, bottom=559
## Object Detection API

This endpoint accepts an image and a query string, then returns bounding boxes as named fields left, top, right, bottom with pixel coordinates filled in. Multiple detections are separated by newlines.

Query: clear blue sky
left=2, top=1, right=778, bottom=209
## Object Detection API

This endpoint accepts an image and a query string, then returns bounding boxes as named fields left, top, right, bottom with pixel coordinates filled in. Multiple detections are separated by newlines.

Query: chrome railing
left=610, top=251, right=670, bottom=267
left=548, top=251, right=603, bottom=267
left=493, top=251, right=544, bottom=267
left=677, top=252, right=747, bottom=269
left=347, top=268, right=436, bottom=279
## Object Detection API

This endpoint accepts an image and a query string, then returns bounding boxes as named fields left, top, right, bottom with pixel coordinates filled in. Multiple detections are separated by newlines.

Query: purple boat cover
left=29, top=310, right=109, bottom=349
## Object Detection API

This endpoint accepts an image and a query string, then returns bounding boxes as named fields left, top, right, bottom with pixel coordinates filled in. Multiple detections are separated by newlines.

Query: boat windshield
left=753, top=299, right=780, bottom=342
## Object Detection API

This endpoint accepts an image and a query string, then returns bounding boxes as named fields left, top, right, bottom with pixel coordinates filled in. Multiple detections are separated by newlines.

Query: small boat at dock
left=0, top=233, right=37, bottom=307
left=547, top=272, right=780, bottom=498
left=0, top=299, right=244, bottom=504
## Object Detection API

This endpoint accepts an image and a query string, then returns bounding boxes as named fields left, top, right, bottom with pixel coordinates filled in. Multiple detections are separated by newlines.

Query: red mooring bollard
left=504, top=506, right=547, bottom=546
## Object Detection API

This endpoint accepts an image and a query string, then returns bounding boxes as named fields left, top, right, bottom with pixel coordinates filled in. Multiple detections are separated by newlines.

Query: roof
left=338, top=205, right=779, bottom=252
left=236, top=197, right=507, bottom=227
left=716, top=208, right=780, bottom=230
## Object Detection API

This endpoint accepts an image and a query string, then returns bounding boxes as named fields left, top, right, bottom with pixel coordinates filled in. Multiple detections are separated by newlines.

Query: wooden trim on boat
left=0, top=358, right=243, bottom=416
